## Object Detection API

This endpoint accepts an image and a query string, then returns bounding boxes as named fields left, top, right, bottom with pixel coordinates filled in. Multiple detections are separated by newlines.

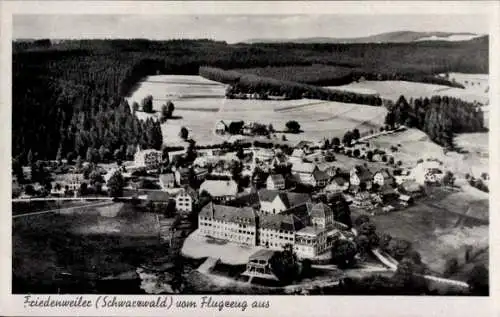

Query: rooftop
left=199, top=202, right=257, bottom=225
left=199, top=180, right=238, bottom=197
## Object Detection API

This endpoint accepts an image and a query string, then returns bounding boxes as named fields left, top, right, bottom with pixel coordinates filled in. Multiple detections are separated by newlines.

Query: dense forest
left=199, top=66, right=383, bottom=105
left=385, top=95, right=486, bottom=148
left=232, top=64, right=465, bottom=88
left=13, top=37, right=488, bottom=161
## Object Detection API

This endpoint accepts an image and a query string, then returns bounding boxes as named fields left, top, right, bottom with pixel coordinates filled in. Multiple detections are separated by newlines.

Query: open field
left=128, top=76, right=388, bottom=146
left=354, top=193, right=489, bottom=275
left=329, top=77, right=488, bottom=104
left=126, top=75, right=226, bottom=108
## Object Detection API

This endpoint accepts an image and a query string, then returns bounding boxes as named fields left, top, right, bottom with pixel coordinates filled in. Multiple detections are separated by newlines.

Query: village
left=12, top=114, right=464, bottom=288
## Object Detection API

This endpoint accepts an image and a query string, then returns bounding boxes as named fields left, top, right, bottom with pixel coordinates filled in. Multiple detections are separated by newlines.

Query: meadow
left=127, top=75, right=388, bottom=146
left=329, top=74, right=489, bottom=105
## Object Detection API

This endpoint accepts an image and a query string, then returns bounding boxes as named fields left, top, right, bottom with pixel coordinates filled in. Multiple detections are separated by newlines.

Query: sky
left=13, top=14, right=489, bottom=43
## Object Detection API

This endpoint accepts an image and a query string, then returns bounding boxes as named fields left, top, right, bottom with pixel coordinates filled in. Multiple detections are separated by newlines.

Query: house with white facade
left=215, top=120, right=228, bottom=134
left=266, top=174, right=285, bottom=190
left=373, top=169, right=394, bottom=187
left=350, top=165, right=372, bottom=190
left=175, top=188, right=194, bottom=213
left=325, top=176, right=350, bottom=193
left=292, top=161, right=318, bottom=186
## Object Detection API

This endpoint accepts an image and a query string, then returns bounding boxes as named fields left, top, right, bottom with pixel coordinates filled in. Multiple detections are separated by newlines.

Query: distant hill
left=246, top=31, right=485, bottom=44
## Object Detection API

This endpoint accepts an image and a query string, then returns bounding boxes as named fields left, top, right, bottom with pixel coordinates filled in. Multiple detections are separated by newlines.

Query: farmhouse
left=373, top=169, right=395, bottom=187
left=292, top=161, right=318, bottom=186
left=199, top=180, right=238, bottom=201
left=252, top=148, right=275, bottom=163
left=198, top=202, right=258, bottom=246
left=312, top=169, right=329, bottom=188
left=350, top=166, right=372, bottom=189
left=411, top=161, right=443, bottom=185
left=325, top=176, right=349, bottom=193
left=272, top=154, right=290, bottom=168
left=266, top=174, right=285, bottom=190
left=175, top=168, right=191, bottom=187
left=134, top=147, right=162, bottom=169
left=215, top=120, right=228, bottom=134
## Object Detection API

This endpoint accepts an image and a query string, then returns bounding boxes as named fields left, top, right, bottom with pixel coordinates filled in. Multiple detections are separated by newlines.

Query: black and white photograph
left=4, top=1, right=496, bottom=310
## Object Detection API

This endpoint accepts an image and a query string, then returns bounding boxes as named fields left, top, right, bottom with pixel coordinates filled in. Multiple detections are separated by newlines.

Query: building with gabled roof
left=159, top=173, right=176, bottom=190
left=257, top=189, right=311, bottom=214
left=199, top=180, right=238, bottom=201
left=373, top=169, right=394, bottom=187
left=350, top=165, right=372, bottom=190
left=266, top=174, right=285, bottom=190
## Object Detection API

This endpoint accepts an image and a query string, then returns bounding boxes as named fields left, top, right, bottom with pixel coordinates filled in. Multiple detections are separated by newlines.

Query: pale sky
left=13, top=14, right=489, bottom=43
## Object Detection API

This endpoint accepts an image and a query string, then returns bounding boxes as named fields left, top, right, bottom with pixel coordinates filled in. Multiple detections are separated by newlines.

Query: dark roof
left=284, top=202, right=314, bottom=223
left=199, top=202, right=257, bottom=225
left=268, top=174, right=285, bottom=183
left=310, top=203, right=333, bottom=219
left=257, top=189, right=311, bottom=209
left=177, top=167, right=191, bottom=175
left=146, top=191, right=171, bottom=202
left=333, top=176, right=348, bottom=185
left=249, top=249, right=277, bottom=261
left=313, top=169, right=329, bottom=181
left=260, top=213, right=305, bottom=232
left=352, top=165, right=372, bottom=182
left=226, top=192, right=260, bottom=207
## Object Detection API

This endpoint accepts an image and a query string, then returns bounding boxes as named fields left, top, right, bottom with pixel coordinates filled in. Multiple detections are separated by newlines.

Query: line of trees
left=199, top=66, right=384, bottom=106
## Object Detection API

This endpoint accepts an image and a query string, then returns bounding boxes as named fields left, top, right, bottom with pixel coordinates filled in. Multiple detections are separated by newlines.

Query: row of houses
left=198, top=189, right=353, bottom=259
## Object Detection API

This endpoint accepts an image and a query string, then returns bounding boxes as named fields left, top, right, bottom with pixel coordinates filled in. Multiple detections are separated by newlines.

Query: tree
left=379, top=233, right=392, bottom=251
left=236, top=147, right=245, bottom=160
left=78, top=182, right=88, bottom=196
left=300, top=258, right=312, bottom=278
left=342, top=131, right=353, bottom=146
left=388, top=157, right=395, bottom=165
left=285, top=120, right=301, bottom=134
left=269, top=244, right=299, bottom=284
left=384, top=111, right=396, bottom=129
left=89, top=170, right=104, bottom=186
left=392, top=258, right=428, bottom=293
left=160, top=104, right=169, bottom=123
left=332, top=137, right=341, bottom=147
left=132, top=101, right=140, bottom=113
left=366, top=151, right=374, bottom=161
left=381, top=155, right=388, bottom=163
left=56, top=146, right=63, bottom=163
left=443, top=257, right=459, bottom=277
left=331, top=239, right=357, bottom=268
left=27, top=149, right=34, bottom=166
left=142, top=95, right=154, bottom=113
left=166, top=100, right=175, bottom=117
left=107, top=171, right=124, bottom=198
left=442, top=171, right=455, bottom=186
left=268, top=124, right=275, bottom=133
left=179, top=127, right=189, bottom=140
left=354, top=214, right=370, bottom=227
left=386, top=238, right=412, bottom=261
left=12, top=158, right=24, bottom=183
left=353, top=149, right=360, bottom=158
left=165, top=200, right=176, bottom=218
left=228, top=121, right=244, bottom=134
left=352, top=129, right=360, bottom=140
left=358, top=222, right=379, bottom=248
left=467, top=264, right=489, bottom=295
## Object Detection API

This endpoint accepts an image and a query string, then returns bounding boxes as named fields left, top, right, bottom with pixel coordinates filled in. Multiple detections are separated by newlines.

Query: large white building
left=198, top=202, right=258, bottom=246
left=197, top=193, right=351, bottom=259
